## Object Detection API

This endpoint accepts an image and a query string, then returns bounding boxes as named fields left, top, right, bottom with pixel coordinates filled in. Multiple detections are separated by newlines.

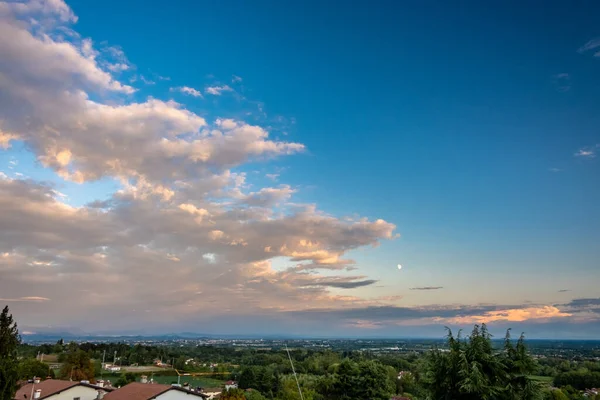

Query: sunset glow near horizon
left=0, top=0, right=599, bottom=339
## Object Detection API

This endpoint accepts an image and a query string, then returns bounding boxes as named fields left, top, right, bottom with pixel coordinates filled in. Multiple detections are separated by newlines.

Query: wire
left=285, top=344, right=304, bottom=400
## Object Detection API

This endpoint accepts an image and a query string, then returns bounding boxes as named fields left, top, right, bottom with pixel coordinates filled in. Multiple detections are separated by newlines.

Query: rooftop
left=15, top=380, right=112, bottom=400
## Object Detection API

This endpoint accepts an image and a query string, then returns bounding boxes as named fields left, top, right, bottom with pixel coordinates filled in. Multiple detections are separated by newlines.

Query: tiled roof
left=104, top=382, right=206, bottom=400
left=15, top=380, right=78, bottom=399
left=15, top=379, right=114, bottom=400
left=103, top=382, right=171, bottom=400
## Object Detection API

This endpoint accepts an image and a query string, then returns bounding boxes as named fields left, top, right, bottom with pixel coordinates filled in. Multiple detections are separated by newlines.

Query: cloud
left=0, top=1, right=392, bottom=332
left=171, top=86, right=203, bottom=98
left=548, top=167, right=562, bottom=172
left=140, top=75, right=155, bottom=85
left=444, top=306, right=571, bottom=324
left=410, top=286, right=443, bottom=290
left=558, top=289, right=570, bottom=293
left=574, top=147, right=597, bottom=158
left=265, top=173, right=279, bottom=181
left=3, top=0, right=579, bottom=335
left=206, top=85, right=233, bottom=96
left=552, top=73, right=571, bottom=92
left=232, top=75, right=242, bottom=83
left=578, top=37, right=600, bottom=56
left=0, top=296, right=50, bottom=302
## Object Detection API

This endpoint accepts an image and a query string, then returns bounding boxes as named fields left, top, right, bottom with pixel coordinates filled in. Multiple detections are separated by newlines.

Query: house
left=102, top=364, right=121, bottom=372
left=224, top=381, right=237, bottom=391
left=14, top=378, right=113, bottom=400
left=103, top=382, right=207, bottom=400
left=198, top=388, right=221, bottom=400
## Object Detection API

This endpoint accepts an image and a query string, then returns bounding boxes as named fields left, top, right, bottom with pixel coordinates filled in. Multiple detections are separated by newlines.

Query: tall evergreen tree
left=423, top=324, right=543, bottom=400
left=0, top=306, right=21, bottom=400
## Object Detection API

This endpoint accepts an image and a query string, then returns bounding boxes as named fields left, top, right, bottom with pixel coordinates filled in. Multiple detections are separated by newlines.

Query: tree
left=245, top=390, right=268, bottom=400
left=114, top=372, right=136, bottom=388
left=221, top=388, right=246, bottom=400
left=326, top=359, right=393, bottom=400
left=59, top=344, right=95, bottom=382
left=0, top=305, right=20, bottom=400
left=239, top=367, right=258, bottom=390
left=18, top=358, right=54, bottom=380
left=422, top=324, right=543, bottom=400
left=500, top=329, right=543, bottom=400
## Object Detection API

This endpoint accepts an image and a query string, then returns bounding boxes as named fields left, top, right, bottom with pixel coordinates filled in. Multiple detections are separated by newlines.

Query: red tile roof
left=15, top=380, right=78, bottom=399
left=103, top=383, right=171, bottom=400
left=15, top=380, right=113, bottom=400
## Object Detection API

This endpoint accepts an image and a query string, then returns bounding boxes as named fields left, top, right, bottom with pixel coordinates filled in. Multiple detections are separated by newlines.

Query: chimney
left=33, top=377, right=41, bottom=384
left=96, top=380, right=104, bottom=388
left=140, top=375, right=148, bottom=384
left=33, top=389, right=42, bottom=399
left=96, top=390, right=105, bottom=400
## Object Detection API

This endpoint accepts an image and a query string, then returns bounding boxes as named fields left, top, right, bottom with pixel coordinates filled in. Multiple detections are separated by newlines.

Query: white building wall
left=156, top=389, right=205, bottom=400
left=45, top=385, right=101, bottom=400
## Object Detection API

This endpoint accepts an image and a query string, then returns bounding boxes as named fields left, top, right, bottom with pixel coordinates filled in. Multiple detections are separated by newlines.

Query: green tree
left=59, top=344, right=95, bottom=382
left=357, top=360, right=395, bottom=400
left=245, top=390, right=268, bottom=400
left=0, top=305, right=20, bottom=400
left=501, top=329, right=543, bottom=400
left=423, top=324, right=543, bottom=400
left=114, top=372, right=136, bottom=388
left=239, top=367, right=258, bottom=390
left=17, top=358, right=54, bottom=380
left=221, top=388, right=246, bottom=400
left=542, top=389, right=570, bottom=400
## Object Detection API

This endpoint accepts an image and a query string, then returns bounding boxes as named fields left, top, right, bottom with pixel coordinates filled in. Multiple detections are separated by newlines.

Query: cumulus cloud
left=1, top=0, right=581, bottom=334
left=0, top=0, right=401, bottom=331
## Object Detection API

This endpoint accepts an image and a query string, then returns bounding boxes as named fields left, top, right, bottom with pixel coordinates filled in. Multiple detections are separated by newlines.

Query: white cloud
left=140, top=75, right=155, bottom=85
left=232, top=75, right=242, bottom=83
left=171, top=86, right=203, bottom=98
left=0, top=0, right=399, bottom=331
left=106, top=63, right=129, bottom=72
left=578, top=37, right=600, bottom=56
left=575, top=147, right=596, bottom=158
left=205, top=85, right=233, bottom=95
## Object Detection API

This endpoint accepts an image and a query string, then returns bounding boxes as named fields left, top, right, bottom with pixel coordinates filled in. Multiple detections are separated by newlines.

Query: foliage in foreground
left=422, top=324, right=543, bottom=400
left=0, top=306, right=20, bottom=400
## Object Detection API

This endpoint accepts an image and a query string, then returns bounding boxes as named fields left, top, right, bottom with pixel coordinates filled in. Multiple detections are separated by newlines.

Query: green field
left=529, top=375, right=554, bottom=384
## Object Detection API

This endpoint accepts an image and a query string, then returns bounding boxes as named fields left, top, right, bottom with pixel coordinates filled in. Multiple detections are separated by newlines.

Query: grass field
left=530, top=375, right=553, bottom=384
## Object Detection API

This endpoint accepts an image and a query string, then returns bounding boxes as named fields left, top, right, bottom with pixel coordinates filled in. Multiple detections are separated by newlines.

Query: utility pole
left=101, top=350, right=106, bottom=379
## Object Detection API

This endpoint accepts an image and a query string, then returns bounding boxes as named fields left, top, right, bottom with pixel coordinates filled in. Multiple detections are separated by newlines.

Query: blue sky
left=0, top=0, right=599, bottom=338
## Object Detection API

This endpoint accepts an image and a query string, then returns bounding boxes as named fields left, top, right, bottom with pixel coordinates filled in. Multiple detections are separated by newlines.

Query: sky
left=0, top=0, right=599, bottom=339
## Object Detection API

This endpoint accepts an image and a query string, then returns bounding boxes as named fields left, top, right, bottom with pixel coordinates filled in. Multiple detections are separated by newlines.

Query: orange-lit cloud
left=440, top=306, right=571, bottom=324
